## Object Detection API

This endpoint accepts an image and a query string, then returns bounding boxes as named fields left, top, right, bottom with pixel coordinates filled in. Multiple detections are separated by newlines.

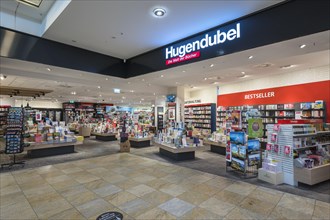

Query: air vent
left=254, top=63, right=274, bottom=68
left=17, top=0, right=43, bottom=8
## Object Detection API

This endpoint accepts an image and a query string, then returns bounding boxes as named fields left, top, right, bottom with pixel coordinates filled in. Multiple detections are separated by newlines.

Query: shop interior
left=0, top=1, right=329, bottom=219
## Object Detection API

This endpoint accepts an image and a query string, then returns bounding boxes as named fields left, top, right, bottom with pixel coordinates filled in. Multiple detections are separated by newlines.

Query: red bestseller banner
left=217, top=80, right=330, bottom=122
left=165, top=51, right=200, bottom=65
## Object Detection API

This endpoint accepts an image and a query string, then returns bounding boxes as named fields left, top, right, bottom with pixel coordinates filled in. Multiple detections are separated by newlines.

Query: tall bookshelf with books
left=184, top=103, right=216, bottom=136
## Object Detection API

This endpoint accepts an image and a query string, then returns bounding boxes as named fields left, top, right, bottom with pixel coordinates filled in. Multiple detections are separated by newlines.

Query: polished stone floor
left=1, top=153, right=330, bottom=220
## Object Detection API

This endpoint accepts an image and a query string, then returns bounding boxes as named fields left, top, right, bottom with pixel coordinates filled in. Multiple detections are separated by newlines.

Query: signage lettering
left=244, top=92, right=275, bottom=100
left=165, top=23, right=240, bottom=65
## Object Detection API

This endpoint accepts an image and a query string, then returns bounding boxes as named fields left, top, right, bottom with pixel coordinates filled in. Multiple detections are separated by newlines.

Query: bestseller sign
left=165, top=23, right=241, bottom=65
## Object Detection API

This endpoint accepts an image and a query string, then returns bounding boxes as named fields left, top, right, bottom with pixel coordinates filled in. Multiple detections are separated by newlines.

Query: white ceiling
left=0, top=0, right=329, bottom=107
left=42, top=0, right=284, bottom=59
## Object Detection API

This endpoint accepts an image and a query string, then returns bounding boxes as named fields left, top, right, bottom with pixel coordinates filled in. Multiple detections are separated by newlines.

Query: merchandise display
left=0, top=106, right=10, bottom=136
left=264, top=123, right=330, bottom=186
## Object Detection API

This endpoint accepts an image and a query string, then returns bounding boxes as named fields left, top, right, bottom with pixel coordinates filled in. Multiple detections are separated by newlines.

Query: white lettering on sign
left=165, top=23, right=240, bottom=60
left=184, top=99, right=202, bottom=104
left=244, top=92, right=275, bottom=100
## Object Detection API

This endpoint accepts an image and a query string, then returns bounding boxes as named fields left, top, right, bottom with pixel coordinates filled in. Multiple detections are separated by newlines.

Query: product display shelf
left=26, top=141, right=83, bottom=158
left=94, top=133, right=117, bottom=141
left=156, top=142, right=205, bottom=161
left=0, top=106, right=10, bottom=136
left=204, top=139, right=226, bottom=155
left=128, top=136, right=151, bottom=148
left=1, top=107, right=25, bottom=168
left=184, top=103, right=216, bottom=133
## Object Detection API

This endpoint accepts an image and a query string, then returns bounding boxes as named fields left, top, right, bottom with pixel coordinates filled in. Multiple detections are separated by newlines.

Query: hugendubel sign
left=165, top=23, right=241, bottom=65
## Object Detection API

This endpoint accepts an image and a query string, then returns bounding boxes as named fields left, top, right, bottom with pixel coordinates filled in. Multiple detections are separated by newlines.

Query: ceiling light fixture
left=46, top=67, right=51, bottom=71
left=300, top=44, right=306, bottom=49
left=241, top=71, right=245, bottom=75
left=160, top=75, right=164, bottom=77
left=105, top=78, right=109, bottom=80
left=280, top=64, right=297, bottom=69
left=0, top=74, right=7, bottom=80
left=97, top=86, right=101, bottom=89
left=248, top=56, right=254, bottom=59
left=153, top=8, right=166, bottom=17
left=17, top=0, right=43, bottom=8
left=204, top=77, right=207, bottom=80
left=210, top=64, right=214, bottom=68
left=182, top=70, right=186, bottom=73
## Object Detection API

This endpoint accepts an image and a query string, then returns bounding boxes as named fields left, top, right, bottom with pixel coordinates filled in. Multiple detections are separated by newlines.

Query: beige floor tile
left=136, top=207, right=176, bottom=220
left=133, top=174, right=157, bottom=183
left=53, top=162, right=75, bottom=170
left=76, top=198, right=115, bottom=219
left=313, top=200, right=330, bottom=219
left=199, top=197, right=236, bottom=217
left=66, top=190, right=98, bottom=206
left=225, top=207, right=268, bottom=220
left=118, top=197, right=153, bottom=217
left=40, top=170, right=65, bottom=179
left=0, top=199, right=38, bottom=220
left=180, top=207, right=222, bottom=220
left=113, top=179, right=140, bottom=190
left=249, top=186, right=284, bottom=205
left=204, top=176, right=236, bottom=190
left=35, top=165, right=60, bottom=174
left=86, top=167, right=110, bottom=175
left=22, top=183, right=56, bottom=198
left=30, top=195, right=73, bottom=219
left=62, top=166, right=84, bottom=174
left=146, top=169, right=169, bottom=178
left=277, top=193, right=315, bottom=216
left=14, top=173, right=44, bottom=185
left=191, top=183, right=220, bottom=196
left=70, top=171, right=101, bottom=184
left=101, top=173, right=128, bottom=184
left=0, top=173, right=16, bottom=188
left=159, top=183, right=187, bottom=197
left=18, top=178, right=48, bottom=191
left=145, top=178, right=170, bottom=190
left=0, top=184, right=21, bottom=196
left=0, top=191, right=26, bottom=207
left=161, top=173, right=187, bottom=184
left=141, top=190, right=173, bottom=206
left=224, top=181, right=257, bottom=196
left=105, top=191, right=138, bottom=206
left=177, top=191, right=212, bottom=206
left=127, top=184, right=156, bottom=197
left=239, top=196, right=276, bottom=216
left=213, top=189, right=247, bottom=205
left=269, top=206, right=313, bottom=219
left=187, top=174, right=213, bottom=184
left=45, top=174, right=72, bottom=184
left=49, top=207, right=87, bottom=220
left=83, top=179, right=110, bottom=190
left=51, top=178, right=81, bottom=191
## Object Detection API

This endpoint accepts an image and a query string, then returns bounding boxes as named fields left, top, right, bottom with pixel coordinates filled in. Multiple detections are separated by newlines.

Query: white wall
left=188, top=86, right=218, bottom=104
left=0, top=97, right=62, bottom=108
left=219, top=65, right=330, bottom=95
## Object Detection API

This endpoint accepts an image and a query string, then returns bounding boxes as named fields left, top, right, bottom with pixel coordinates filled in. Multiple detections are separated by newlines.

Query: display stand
left=128, top=137, right=151, bottom=148
left=1, top=107, right=25, bottom=169
left=226, top=131, right=260, bottom=178
left=204, top=139, right=226, bottom=155
left=26, top=141, right=82, bottom=158
left=157, top=143, right=203, bottom=161
left=95, top=133, right=117, bottom=141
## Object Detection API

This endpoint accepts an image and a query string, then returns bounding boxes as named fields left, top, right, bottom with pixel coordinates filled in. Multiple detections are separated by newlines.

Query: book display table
left=157, top=143, right=204, bottom=161
left=128, top=137, right=151, bottom=148
left=94, top=133, right=117, bottom=141
left=204, top=140, right=226, bottom=155
left=27, top=141, right=83, bottom=158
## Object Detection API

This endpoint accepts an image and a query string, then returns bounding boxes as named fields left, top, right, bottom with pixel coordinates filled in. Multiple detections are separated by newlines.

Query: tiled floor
left=1, top=153, right=329, bottom=220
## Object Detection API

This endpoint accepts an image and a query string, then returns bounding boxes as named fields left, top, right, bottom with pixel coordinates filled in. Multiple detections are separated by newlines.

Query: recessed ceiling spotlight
left=182, top=70, right=186, bottom=73
left=141, top=98, right=144, bottom=101
left=239, top=75, right=249, bottom=78
left=248, top=56, right=253, bottom=59
left=213, top=82, right=219, bottom=85
left=0, top=74, right=7, bottom=80
left=153, top=92, right=156, bottom=95
left=300, top=44, right=306, bottom=49
left=280, top=64, right=297, bottom=69
left=142, top=79, right=145, bottom=82
left=160, top=75, right=164, bottom=77
left=130, top=90, right=134, bottom=93
left=241, top=71, right=245, bottom=75
left=97, top=86, right=101, bottom=89
left=204, top=77, right=207, bottom=80
left=153, top=8, right=166, bottom=17
left=122, top=96, right=126, bottom=99
left=105, top=78, right=109, bottom=80
left=99, top=94, right=102, bottom=97
left=210, top=64, right=214, bottom=68
left=71, top=91, right=76, bottom=95
left=46, top=68, right=51, bottom=71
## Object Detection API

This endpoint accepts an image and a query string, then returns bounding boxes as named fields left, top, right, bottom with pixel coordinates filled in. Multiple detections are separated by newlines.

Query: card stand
left=1, top=107, right=25, bottom=169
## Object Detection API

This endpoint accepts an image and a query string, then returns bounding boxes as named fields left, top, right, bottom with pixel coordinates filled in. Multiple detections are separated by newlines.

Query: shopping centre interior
left=0, top=0, right=329, bottom=219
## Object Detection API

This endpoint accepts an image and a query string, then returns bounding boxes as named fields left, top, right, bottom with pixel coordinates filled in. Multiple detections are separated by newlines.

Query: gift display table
left=27, top=141, right=83, bottom=158
left=204, top=140, right=226, bottom=155
left=94, top=133, right=117, bottom=141
left=157, top=143, right=204, bottom=161
left=128, top=137, right=151, bottom=148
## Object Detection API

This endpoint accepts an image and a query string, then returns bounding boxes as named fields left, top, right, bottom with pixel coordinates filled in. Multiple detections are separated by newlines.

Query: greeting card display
left=231, top=158, right=245, bottom=172
left=247, top=118, right=264, bottom=138
left=248, top=139, right=260, bottom=154
left=230, top=132, right=245, bottom=145
left=248, top=154, right=260, bottom=166
left=238, top=145, right=247, bottom=160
